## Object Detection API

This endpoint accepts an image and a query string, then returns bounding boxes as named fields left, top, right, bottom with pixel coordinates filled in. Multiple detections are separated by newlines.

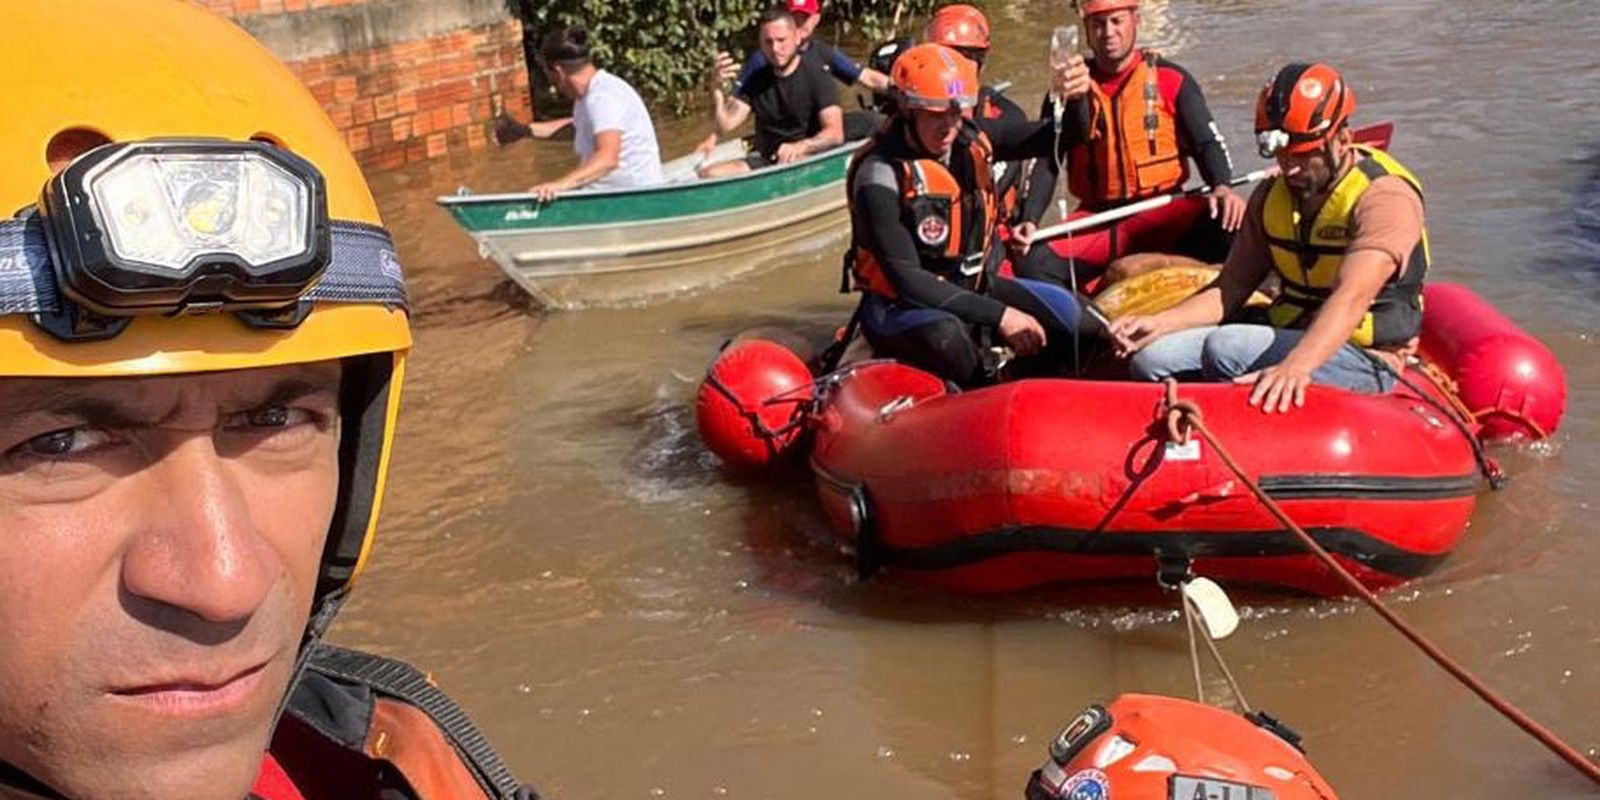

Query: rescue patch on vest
left=917, top=214, right=951, bottom=247
left=1316, top=225, right=1349, bottom=239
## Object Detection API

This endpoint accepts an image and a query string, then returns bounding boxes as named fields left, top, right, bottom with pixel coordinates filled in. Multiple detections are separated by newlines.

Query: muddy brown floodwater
left=332, top=1, right=1600, bottom=796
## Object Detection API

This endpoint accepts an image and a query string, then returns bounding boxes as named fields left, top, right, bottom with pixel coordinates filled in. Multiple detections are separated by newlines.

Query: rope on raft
left=1155, top=378, right=1600, bottom=787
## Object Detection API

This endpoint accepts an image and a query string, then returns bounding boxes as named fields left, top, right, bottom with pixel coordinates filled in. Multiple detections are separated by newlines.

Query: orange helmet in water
left=1076, top=0, right=1139, bottom=16
left=925, top=4, right=991, bottom=50
left=1026, top=695, right=1341, bottom=800
left=890, top=43, right=979, bottom=113
left=1255, top=62, right=1356, bottom=158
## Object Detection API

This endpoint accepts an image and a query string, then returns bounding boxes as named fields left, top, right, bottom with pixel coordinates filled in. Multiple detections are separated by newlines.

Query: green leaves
left=516, top=0, right=938, bottom=115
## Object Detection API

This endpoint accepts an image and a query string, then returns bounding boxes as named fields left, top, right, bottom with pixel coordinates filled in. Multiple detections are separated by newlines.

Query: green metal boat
left=437, top=140, right=858, bottom=310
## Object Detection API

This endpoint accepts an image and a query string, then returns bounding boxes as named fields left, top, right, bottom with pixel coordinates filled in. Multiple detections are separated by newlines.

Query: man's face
left=544, top=62, right=575, bottom=100
left=759, top=18, right=800, bottom=71
left=0, top=362, right=343, bottom=800
left=1087, top=9, right=1138, bottom=64
left=1278, top=132, right=1350, bottom=199
left=910, top=107, right=966, bottom=157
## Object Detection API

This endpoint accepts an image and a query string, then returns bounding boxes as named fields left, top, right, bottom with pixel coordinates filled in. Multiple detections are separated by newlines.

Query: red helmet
left=1027, top=695, right=1341, bottom=800
left=1255, top=62, right=1356, bottom=158
left=787, top=0, right=820, bottom=15
left=890, top=43, right=979, bottom=112
left=925, top=4, right=990, bottom=50
left=1076, top=0, right=1139, bottom=16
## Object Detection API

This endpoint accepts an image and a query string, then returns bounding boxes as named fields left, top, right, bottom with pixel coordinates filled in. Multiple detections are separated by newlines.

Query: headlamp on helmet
left=40, top=139, right=331, bottom=320
left=1255, top=128, right=1292, bottom=159
left=1025, top=696, right=1340, bottom=800
left=1253, top=62, right=1355, bottom=160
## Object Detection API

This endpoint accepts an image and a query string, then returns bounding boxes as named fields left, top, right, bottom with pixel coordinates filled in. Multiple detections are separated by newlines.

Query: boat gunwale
left=435, top=139, right=865, bottom=208
left=467, top=178, right=848, bottom=243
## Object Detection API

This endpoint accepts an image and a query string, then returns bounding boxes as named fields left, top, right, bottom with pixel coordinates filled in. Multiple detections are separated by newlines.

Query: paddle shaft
left=1031, top=120, right=1395, bottom=244
left=1031, top=169, right=1272, bottom=242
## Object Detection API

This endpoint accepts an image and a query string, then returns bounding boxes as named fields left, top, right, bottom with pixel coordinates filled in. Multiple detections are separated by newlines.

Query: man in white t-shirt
left=530, top=26, right=664, bottom=200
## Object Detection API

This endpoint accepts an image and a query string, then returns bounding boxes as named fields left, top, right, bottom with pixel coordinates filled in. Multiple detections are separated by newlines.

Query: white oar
left=1031, top=165, right=1279, bottom=244
left=1031, top=119, right=1395, bottom=244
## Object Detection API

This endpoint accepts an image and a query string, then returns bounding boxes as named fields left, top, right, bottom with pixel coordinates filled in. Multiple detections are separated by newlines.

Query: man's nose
left=119, top=432, right=279, bottom=628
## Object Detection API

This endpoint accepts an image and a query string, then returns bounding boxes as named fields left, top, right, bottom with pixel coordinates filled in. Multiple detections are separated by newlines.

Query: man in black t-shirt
left=698, top=5, right=843, bottom=177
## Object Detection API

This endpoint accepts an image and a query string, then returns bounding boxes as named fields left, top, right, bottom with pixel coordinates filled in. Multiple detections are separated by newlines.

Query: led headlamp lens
left=1256, top=129, right=1290, bottom=158
left=1049, top=705, right=1113, bottom=765
left=41, top=139, right=330, bottom=317
left=92, top=152, right=310, bottom=271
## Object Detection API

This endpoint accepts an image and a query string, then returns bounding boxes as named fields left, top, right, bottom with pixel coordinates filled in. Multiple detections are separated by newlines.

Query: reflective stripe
left=0, top=216, right=408, bottom=315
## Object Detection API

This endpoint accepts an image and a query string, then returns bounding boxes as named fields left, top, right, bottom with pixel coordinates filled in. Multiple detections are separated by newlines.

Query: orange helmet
left=1255, top=62, right=1356, bottom=158
left=925, top=4, right=990, bottom=51
left=1076, top=0, right=1139, bottom=16
left=890, top=43, right=979, bottom=113
left=1025, top=695, right=1340, bottom=800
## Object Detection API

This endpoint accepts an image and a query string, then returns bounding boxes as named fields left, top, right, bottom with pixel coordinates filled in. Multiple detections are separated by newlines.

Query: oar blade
left=1353, top=120, right=1395, bottom=150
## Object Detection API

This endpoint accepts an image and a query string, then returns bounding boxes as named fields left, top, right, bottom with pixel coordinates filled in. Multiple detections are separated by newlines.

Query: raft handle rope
left=703, top=355, right=904, bottom=450
left=1374, top=354, right=1509, bottom=490
left=1156, top=379, right=1600, bottom=786
left=699, top=366, right=813, bottom=448
left=1411, top=357, right=1550, bottom=441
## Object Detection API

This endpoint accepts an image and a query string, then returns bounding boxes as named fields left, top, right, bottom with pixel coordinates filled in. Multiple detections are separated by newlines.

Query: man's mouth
left=108, top=659, right=273, bottom=718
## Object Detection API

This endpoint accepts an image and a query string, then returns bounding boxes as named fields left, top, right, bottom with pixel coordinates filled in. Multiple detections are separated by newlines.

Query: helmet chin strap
left=1319, top=136, right=1353, bottom=195
left=0, top=762, right=69, bottom=799
left=269, top=587, right=350, bottom=730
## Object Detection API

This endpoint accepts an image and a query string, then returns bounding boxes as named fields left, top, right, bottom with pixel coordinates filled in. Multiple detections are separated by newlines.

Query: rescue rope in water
left=1179, top=590, right=1251, bottom=713
left=1157, top=379, right=1600, bottom=786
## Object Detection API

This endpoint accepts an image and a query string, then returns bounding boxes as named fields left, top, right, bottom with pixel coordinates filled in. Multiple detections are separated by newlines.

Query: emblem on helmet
left=1060, top=768, right=1111, bottom=800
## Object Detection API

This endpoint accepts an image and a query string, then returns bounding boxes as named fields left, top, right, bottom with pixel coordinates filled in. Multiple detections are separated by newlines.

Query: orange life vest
left=254, top=644, right=530, bottom=800
left=1068, top=50, right=1184, bottom=208
left=846, top=121, right=1000, bottom=298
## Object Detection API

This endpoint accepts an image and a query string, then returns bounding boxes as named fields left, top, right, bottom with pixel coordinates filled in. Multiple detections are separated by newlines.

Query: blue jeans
left=1128, top=324, right=1397, bottom=394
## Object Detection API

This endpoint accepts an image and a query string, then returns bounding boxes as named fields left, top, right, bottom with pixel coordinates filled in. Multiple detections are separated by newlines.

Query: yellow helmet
left=1, top=0, right=410, bottom=619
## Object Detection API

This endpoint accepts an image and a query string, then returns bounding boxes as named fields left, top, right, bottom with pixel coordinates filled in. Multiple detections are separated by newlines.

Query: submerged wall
left=191, top=0, right=532, bottom=170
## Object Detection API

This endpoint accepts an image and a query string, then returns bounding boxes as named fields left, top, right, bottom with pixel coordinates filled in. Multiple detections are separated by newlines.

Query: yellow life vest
left=1261, top=145, right=1429, bottom=347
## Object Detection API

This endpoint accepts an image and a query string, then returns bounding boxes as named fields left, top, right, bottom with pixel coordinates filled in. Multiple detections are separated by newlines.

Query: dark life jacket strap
left=305, top=643, right=529, bottom=800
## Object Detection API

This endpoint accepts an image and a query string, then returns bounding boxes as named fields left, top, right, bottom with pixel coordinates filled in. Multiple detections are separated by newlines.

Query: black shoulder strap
left=0, top=761, right=67, bottom=799
left=305, top=643, right=530, bottom=800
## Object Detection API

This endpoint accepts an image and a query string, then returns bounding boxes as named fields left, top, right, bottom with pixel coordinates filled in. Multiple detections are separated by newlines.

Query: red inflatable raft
left=697, top=283, right=1566, bottom=595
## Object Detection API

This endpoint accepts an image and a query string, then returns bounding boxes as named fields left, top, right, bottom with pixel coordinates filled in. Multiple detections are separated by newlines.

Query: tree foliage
left=505, top=0, right=941, bottom=114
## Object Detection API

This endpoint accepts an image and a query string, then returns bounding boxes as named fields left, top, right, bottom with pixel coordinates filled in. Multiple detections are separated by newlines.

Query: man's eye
left=16, top=428, right=112, bottom=458
left=230, top=405, right=323, bottom=432
left=246, top=406, right=292, bottom=428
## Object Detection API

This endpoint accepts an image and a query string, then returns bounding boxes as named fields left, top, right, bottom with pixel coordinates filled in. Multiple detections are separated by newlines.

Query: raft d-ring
left=877, top=394, right=915, bottom=423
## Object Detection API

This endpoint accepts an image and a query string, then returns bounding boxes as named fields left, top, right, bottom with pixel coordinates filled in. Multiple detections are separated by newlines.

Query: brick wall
left=191, top=0, right=532, bottom=171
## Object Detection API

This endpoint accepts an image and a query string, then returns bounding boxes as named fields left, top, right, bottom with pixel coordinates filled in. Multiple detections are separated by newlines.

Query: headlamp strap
left=0, top=216, right=408, bottom=317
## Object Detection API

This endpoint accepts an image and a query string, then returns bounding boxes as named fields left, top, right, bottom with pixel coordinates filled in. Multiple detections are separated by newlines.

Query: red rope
left=1159, top=379, right=1600, bottom=786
